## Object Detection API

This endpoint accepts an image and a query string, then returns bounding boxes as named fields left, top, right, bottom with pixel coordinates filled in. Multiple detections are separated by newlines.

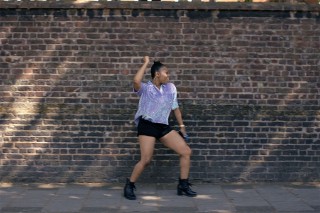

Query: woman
left=124, top=56, right=197, bottom=200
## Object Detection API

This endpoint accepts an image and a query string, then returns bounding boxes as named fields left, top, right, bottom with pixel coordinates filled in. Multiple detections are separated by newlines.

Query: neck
left=152, top=79, right=161, bottom=89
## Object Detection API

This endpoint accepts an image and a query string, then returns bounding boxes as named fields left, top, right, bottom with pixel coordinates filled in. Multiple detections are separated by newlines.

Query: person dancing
left=124, top=56, right=197, bottom=200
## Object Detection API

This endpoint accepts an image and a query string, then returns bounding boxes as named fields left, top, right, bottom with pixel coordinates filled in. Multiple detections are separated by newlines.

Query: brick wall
left=0, top=2, right=319, bottom=183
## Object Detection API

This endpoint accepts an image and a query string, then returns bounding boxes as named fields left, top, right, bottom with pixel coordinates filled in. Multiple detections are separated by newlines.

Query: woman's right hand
left=143, top=56, right=150, bottom=64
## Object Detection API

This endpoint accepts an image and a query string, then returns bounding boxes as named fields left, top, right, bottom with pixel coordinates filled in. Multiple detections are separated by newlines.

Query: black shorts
left=137, top=118, right=173, bottom=139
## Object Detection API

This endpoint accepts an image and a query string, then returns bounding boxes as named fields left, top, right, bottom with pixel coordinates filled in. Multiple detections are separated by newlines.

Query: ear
left=155, top=71, right=161, bottom=78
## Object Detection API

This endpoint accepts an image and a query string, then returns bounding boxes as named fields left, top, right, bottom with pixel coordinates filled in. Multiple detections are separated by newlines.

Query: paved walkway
left=0, top=182, right=319, bottom=213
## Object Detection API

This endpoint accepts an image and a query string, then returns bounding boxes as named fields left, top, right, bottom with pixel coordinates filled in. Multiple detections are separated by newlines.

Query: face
left=155, top=66, right=169, bottom=84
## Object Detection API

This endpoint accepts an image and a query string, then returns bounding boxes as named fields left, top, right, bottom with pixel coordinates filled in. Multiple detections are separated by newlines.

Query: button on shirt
left=134, top=81, right=179, bottom=126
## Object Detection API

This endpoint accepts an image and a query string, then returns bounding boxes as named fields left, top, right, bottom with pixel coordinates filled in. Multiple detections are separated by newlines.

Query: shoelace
left=181, top=181, right=194, bottom=189
left=187, top=182, right=194, bottom=188
left=130, top=184, right=136, bottom=191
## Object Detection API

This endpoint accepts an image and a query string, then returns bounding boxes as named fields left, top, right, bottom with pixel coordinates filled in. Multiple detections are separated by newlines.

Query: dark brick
left=0, top=9, right=17, bottom=16
left=218, top=10, right=291, bottom=19
left=144, top=9, right=178, bottom=19
left=132, top=9, right=140, bottom=17
left=53, top=9, right=68, bottom=17
left=187, top=10, right=212, bottom=20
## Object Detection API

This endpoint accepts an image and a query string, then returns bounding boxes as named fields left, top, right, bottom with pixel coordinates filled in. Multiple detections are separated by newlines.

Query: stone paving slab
left=0, top=182, right=319, bottom=213
left=225, top=188, right=271, bottom=206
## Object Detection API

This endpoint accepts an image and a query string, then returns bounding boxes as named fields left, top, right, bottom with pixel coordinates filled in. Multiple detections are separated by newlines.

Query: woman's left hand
left=180, top=126, right=187, bottom=137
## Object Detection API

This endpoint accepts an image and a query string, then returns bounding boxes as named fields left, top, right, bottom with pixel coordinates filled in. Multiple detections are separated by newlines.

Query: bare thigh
left=138, top=135, right=156, bottom=163
left=159, top=130, right=191, bottom=156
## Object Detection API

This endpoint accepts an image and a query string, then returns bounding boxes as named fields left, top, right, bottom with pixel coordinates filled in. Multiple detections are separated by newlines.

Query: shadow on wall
left=0, top=8, right=139, bottom=183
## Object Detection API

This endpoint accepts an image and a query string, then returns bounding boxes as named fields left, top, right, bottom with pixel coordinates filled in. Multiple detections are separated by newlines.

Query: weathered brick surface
left=0, top=2, right=319, bottom=183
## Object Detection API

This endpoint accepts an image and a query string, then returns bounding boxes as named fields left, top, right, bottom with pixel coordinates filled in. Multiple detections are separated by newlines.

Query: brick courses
left=0, top=2, right=319, bottom=183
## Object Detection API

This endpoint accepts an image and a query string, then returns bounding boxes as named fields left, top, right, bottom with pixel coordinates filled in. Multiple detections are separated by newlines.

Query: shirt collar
left=147, top=81, right=166, bottom=88
left=148, top=81, right=166, bottom=94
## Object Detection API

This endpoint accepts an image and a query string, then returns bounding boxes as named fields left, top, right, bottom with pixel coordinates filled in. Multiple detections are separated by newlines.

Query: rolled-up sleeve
left=172, top=87, right=179, bottom=110
left=134, top=82, right=146, bottom=97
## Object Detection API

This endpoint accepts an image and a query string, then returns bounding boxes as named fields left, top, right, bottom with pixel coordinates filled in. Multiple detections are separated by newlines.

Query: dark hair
left=151, top=61, right=165, bottom=79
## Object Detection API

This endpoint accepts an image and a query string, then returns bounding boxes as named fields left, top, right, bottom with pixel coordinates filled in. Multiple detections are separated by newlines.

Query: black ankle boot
left=124, top=178, right=136, bottom=200
left=177, top=178, right=197, bottom=197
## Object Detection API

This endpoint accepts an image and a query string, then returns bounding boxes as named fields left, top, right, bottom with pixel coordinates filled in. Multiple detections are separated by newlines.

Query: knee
left=140, top=158, right=152, bottom=167
left=181, top=146, right=192, bottom=158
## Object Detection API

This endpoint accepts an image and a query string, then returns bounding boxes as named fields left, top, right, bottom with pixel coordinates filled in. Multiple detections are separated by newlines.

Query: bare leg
left=160, top=130, right=192, bottom=179
left=129, top=135, right=156, bottom=182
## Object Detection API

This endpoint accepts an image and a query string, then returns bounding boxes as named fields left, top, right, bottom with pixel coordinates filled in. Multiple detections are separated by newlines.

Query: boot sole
left=177, top=192, right=197, bottom=197
left=124, top=195, right=137, bottom=200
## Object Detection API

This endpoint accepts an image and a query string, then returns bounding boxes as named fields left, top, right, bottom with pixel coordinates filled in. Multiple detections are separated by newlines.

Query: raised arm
left=133, top=56, right=150, bottom=91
